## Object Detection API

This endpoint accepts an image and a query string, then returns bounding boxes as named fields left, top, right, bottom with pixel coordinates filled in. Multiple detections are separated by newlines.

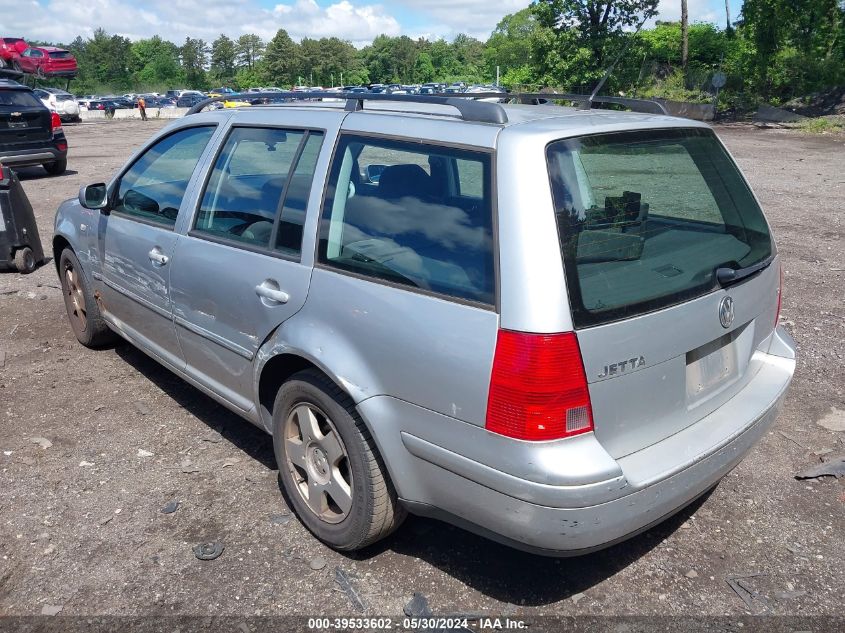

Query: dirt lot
left=0, top=120, right=843, bottom=626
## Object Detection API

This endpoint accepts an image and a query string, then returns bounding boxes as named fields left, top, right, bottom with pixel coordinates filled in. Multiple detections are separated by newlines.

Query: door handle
left=148, top=247, right=169, bottom=266
left=255, top=281, right=290, bottom=304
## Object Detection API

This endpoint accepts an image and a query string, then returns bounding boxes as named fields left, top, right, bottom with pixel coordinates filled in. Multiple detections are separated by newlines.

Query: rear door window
left=194, top=127, right=323, bottom=253
left=547, top=128, right=772, bottom=327
left=318, top=135, right=495, bottom=305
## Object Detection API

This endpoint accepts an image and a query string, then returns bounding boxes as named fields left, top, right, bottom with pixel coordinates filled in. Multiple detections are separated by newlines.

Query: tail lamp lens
left=486, top=330, right=594, bottom=441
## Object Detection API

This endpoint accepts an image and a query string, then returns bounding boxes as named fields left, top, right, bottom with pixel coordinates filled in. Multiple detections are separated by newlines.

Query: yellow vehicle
left=222, top=99, right=251, bottom=108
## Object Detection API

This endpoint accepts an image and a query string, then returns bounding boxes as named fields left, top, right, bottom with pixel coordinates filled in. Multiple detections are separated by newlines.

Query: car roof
left=215, top=99, right=707, bottom=136
left=0, top=79, right=30, bottom=90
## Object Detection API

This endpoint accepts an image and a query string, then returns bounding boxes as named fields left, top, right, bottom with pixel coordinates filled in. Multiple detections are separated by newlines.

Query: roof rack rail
left=424, top=92, right=668, bottom=115
left=509, top=92, right=669, bottom=115
left=187, top=91, right=509, bottom=124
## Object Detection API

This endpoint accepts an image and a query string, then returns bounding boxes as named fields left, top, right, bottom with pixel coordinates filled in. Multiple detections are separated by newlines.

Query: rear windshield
left=0, top=90, right=42, bottom=107
left=546, top=128, right=772, bottom=328
left=48, top=51, right=72, bottom=59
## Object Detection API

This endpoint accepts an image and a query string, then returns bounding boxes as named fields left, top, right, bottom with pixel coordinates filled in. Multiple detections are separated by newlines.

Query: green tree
left=534, top=0, right=660, bottom=87
left=235, top=34, right=265, bottom=71
left=82, top=29, right=133, bottom=90
left=262, top=29, right=299, bottom=86
left=485, top=8, right=545, bottom=83
left=181, top=37, right=209, bottom=89
left=130, top=37, right=183, bottom=89
left=414, top=51, right=436, bottom=83
left=210, top=34, right=237, bottom=84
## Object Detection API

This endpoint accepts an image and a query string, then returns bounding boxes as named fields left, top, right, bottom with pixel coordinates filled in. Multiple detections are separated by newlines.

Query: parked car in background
left=33, top=87, right=80, bottom=122
left=0, top=38, right=28, bottom=68
left=55, top=93, right=793, bottom=556
left=137, top=96, right=176, bottom=109
left=15, top=46, right=78, bottom=77
left=104, top=96, right=133, bottom=109
left=0, top=78, right=67, bottom=175
left=176, top=92, right=205, bottom=108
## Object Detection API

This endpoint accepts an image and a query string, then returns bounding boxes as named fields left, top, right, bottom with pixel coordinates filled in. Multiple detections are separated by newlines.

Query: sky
left=0, top=0, right=743, bottom=48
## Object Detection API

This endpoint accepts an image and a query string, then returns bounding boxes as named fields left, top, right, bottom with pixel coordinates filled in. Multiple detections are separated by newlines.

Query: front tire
left=58, top=248, right=114, bottom=348
left=273, top=369, right=405, bottom=551
left=44, top=158, right=67, bottom=176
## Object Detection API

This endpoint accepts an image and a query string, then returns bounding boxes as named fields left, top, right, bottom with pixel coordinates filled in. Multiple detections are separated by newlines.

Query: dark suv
left=0, top=79, right=67, bottom=175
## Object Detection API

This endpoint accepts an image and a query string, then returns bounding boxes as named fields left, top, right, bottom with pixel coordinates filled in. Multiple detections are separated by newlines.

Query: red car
left=15, top=45, right=78, bottom=78
left=0, top=37, right=28, bottom=67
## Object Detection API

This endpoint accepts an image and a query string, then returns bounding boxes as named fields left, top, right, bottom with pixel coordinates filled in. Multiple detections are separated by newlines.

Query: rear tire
left=13, top=247, right=36, bottom=274
left=58, top=248, right=115, bottom=348
left=44, top=158, right=67, bottom=176
left=273, top=369, right=405, bottom=551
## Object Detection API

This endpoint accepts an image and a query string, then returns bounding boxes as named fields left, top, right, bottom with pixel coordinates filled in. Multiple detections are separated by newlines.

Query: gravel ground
left=0, top=120, right=843, bottom=626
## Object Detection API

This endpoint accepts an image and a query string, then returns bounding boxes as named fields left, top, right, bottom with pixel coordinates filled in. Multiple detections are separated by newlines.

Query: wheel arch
left=257, top=352, right=357, bottom=435
left=52, top=234, right=71, bottom=274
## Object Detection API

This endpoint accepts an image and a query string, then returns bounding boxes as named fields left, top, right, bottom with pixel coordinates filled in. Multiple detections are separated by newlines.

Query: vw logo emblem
left=719, top=296, right=735, bottom=329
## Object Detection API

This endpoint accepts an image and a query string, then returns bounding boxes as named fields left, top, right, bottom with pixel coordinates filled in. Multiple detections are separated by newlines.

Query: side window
left=194, top=127, right=322, bottom=251
left=456, top=158, right=483, bottom=198
left=276, top=132, right=324, bottom=254
left=318, top=135, right=495, bottom=305
left=113, top=126, right=215, bottom=227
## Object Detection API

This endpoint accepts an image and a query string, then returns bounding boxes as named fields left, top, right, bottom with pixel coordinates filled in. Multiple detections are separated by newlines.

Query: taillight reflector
left=775, top=263, right=783, bottom=327
left=51, top=112, right=62, bottom=132
left=486, top=330, right=594, bottom=441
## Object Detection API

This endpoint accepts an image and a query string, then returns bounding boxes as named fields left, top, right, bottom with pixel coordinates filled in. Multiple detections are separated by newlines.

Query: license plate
left=8, top=121, right=28, bottom=129
left=686, top=332, right=739, bottom=403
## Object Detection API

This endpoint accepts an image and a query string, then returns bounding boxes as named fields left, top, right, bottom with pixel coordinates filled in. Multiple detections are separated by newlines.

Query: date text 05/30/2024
left=307, top=617, right=528, bottom=630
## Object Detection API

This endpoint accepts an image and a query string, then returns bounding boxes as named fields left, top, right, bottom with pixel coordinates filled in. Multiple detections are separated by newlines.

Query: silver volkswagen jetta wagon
left=54, top=94, right=795, bottom=555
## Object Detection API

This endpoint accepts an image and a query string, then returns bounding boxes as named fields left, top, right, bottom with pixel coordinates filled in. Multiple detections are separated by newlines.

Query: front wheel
left=273, top=369, right=405, bottom=551
left=58, top=248, right=115, bottom=348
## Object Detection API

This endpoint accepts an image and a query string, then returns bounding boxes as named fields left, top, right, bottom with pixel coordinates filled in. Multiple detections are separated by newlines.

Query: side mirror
left=78, top=183, right=109, bottom=211
left=365, top=164, right=387, bottom=184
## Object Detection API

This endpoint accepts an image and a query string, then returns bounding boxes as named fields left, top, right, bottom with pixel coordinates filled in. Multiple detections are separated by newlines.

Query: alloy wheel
left=284, top=403, right=353, bottom=524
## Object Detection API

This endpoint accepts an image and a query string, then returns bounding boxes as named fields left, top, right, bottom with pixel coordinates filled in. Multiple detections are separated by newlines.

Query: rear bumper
left=359, top=327, right=796, bottom=555
left=41, top=69, right=78, bottom=77
left=0, top=145, right=66, bottom=168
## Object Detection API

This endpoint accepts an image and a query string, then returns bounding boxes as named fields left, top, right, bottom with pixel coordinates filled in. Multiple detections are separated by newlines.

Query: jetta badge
left=719, top=296, right=735, bottom=329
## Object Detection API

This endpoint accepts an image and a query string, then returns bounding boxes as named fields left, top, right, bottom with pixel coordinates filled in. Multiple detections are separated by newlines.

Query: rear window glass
left=547, top=128, right=772, bottom=328
left=0, top=90, right=42, bottom=107
left=48, top=51, right=72, bottom=59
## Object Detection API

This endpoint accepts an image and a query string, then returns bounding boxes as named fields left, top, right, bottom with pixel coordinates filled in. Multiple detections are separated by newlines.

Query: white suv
left=33, top=88, right=79, bottom=122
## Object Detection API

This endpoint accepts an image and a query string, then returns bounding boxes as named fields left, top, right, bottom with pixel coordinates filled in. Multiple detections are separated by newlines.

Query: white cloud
left=0, top=0, right=399, bottom=47
left=398, top=0, right=530, bottom=40
left=0, top=0, right=732, bottom=48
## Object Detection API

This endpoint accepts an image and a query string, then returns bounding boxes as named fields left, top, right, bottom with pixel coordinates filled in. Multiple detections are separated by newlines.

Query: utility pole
left=681, top=0, right=689, bottom=72
left=725, top=0, right=731, bottom=31
left=496, top=65, right=500, bottom=87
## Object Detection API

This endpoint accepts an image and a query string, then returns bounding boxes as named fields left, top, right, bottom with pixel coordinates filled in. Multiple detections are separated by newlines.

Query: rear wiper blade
left=715, top=256, right=774, bottom=288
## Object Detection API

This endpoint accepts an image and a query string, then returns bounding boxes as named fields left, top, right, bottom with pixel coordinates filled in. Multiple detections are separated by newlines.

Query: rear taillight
left=775, top=263, right=783, bottom=327
left=486, top=330, right=594, bottom=441
left=50, top=112, right=62, bottom=132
